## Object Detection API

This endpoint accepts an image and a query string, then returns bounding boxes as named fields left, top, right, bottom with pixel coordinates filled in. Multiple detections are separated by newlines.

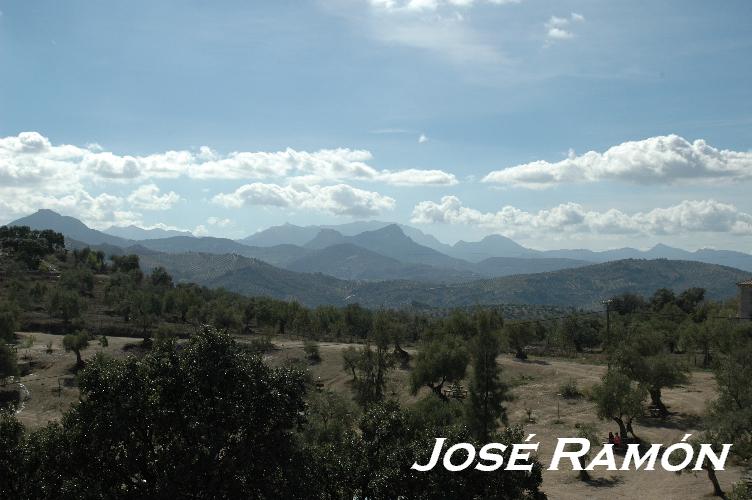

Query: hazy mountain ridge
left=209, top=258, right=750, bottom=309
left=8, top=209, right=752, bottom=291
left=104, top=225, right=193, bottom=240
left=286, top=243, right=480, bottom=283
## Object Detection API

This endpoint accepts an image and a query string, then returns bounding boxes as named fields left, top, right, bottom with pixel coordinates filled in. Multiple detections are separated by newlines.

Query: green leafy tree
left=0, top=411, right=24, bottom=498
left=59, top=268, right=95, bottom=296
left=466, top=314, right=510, bottom=441
left=47, top=288, right=86, bottom=329
left=0, top=327, right=310, bottom=499
left=706, top=323, right=752, bottom=464
left=303, top=340, right=321, bottom=363
left=0, top=226, right=64, bottom=268
left=63, top=331, right=90, bottom=367
left=149, top=266, right=173, bottom=289
left=410, top=335, right=468, bottom=400
left=616, top=326, right=689, bottom=416
left=0, top=302, right=20, bottom=343
left=504, top=321, right=535, bottom=360
left=339, top=401, right=545, bottom=499
left=591, top=369, right=645, bottom=439
left=561, top=314, right=602, bottom=353
left=342, top=346, right=360, bottom=380
left=0, top=344, right=18, bottom=383
left=130, top=290, right=162, bottom=340
left=351, top=341, right=393, bottom=408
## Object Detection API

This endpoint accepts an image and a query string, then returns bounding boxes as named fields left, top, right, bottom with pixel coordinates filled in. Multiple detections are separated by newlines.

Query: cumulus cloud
left=0, top=131, right=455, bottom=187
left=483, top=135, right=752, bottom=188
left=127, top=184, right=181, bottom=210
left=411, top=197, right=752, bottom=237
left=544, top=12, right=584, bottom=43
left=378, top=168, right=456, bottom=186
left=213, top=183, right=396, bottom=217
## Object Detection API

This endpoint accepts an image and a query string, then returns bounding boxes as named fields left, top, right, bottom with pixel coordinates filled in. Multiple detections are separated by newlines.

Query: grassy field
left=7, top=331, right=743, bottom=499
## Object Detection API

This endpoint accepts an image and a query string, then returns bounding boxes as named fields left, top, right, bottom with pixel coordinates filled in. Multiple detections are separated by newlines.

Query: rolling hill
left=8, top=209, right=133, bottom=247
left=473, top=256, right=591, bottom=277
left=135, top=236, right=310, bottom=267
left=207, top=258, right=751, bottom=309
left=286, top=243, right=479, bottom=282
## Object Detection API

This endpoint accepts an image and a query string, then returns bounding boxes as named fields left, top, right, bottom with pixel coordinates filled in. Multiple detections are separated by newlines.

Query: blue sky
left=1, top=0, right=751, bottom=250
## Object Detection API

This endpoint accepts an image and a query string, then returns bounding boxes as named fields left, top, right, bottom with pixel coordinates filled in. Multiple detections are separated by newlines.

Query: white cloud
left=127, top=184, right=181, bottom=210
left=0, top=132, right=455, bottom=187
left=418, top=133, right=429, bottom=143
left=378, top=168, right=456, bottom=186
left=213, top=183, right=396, bottom=217
left=207, top=216, right=232, bottom=227
left=544, top=12, right=584, bottom=43
left=483, top=135, right=752, bottom=188
left=411, top=197, right=752, bottom=237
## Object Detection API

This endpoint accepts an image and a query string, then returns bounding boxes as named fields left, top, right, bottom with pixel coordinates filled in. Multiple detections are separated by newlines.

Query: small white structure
left=739, top=279, right=752, bottom=319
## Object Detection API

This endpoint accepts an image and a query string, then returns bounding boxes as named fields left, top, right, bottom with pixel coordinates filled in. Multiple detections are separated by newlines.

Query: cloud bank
left=483, top=135, right=752, bottom=188
left=213, top=183, right=396, bottom=217
left=411, top=196, right=752, bottom=237
left=0, top=131, right=442, bottom=227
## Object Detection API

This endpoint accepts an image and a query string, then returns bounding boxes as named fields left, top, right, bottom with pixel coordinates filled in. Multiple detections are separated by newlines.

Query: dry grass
left=9, top=332, right=743, bottom=499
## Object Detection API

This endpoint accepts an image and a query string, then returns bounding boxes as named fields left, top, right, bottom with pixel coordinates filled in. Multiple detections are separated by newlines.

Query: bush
left=559, top=378, right=582, bottom=399
left=303, top=340, right=321, bottom=363
left=249, top=336, right=275, bottom=354
left=154, top=324, right=180, bottom=343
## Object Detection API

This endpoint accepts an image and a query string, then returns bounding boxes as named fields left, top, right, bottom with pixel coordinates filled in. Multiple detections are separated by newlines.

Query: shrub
left=249, top=336, right=275, bottom=354
left=303, top=340, right=321, bottom=363
left=559, top=378, right=582, bottom=399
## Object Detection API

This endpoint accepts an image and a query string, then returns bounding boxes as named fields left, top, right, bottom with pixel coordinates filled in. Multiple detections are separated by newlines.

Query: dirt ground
left=8, top=333, right=743, bottom=499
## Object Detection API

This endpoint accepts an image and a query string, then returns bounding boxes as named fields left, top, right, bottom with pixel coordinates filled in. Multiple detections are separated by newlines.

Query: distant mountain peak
left=8, top=209, right=131, bottom=247
left=305, top=228, right=346, bottom=249
left=370, top=224, right=407, bottom=237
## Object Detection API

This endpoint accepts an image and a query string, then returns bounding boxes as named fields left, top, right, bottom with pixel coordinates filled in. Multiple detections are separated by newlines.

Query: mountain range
left=5, top=209, right=752, bottom=309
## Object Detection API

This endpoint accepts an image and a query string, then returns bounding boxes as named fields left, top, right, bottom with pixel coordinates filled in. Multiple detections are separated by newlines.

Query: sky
left=1, top=0, right=751, bottom=251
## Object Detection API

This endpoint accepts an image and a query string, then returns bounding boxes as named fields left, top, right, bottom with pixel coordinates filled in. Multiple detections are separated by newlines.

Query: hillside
left=208, top=258, right=751, bottom=309
left=286, top=243, right=479, bottom=282
left=135, top=237, right=309, bottom=267
left=137, top=252, right=260, bottom=283
left=9, top=209, right=132, bottom=247
left=474, top=256, right=591, bottom=277
left=342, top=225, right=472, bottom=270
left=450, top=234, right=538, bottom=262
left=239, top=223, right=320, bottom=247
left=346, top=259, right=750, bottom=309
left=205, top=261, right=349, bottom=307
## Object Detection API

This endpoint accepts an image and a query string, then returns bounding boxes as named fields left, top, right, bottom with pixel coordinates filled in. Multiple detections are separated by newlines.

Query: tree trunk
left=626, top=418, right=639, bottom=442
left=430, top=381, right=448, bottom=401
left=578, top=457, right=591, bottom=481
left=705, top=465, right=726, bottom=498
left=649, top=388, right=669, bottom=416
left=613, top=417, right=628, bottom=439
